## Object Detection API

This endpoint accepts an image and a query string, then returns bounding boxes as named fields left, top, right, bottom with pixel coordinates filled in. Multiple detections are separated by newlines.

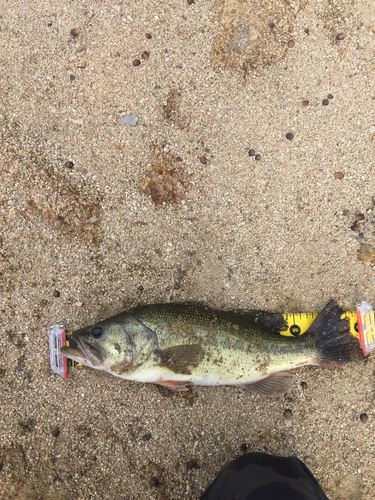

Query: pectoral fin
left=158, top=344, right=204, bottom=375
left=241, top=372, right=291, bottom=397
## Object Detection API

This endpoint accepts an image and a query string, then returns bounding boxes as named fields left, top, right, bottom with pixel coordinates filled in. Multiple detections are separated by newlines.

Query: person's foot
left=200, top=453, right=328, bottom=500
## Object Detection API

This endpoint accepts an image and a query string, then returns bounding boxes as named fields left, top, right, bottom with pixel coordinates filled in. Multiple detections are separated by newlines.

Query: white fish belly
left=127, top=348, right=316, bottom=386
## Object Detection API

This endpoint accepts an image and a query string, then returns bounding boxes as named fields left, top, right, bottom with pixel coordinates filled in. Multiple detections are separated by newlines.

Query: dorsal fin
left=182, top=303, right=288, bottom=334
left=233, top=309, right=288, bottom=334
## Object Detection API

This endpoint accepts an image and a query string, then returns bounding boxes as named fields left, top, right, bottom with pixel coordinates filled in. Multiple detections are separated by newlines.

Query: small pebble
left=70, top=29, right=79, bottom=37
left=149, top=477, right=159, bottom=487
left=70, top=75, right=75, bottom=81
left=145, top=33, right=152, bottom=39
left=286, top=132, right=294, bottom=140
left=143, top=433, right=151, bottom=441
left=248, top=148, right=255, bottom=156
left=351, top=224, right=360, bottom=232
left=200, top=156, right=207, bottom=165
left=133, top=59, right=141, bottom=66
left=255, top=154, right=261, bottom=161
left=334, top=172, right=344, bottom=179
left=283, top=409, right=293, bottom=419
left=65, top=161, right=74, bottom=169
left=356, top=214, right=365, bottom=221
left=128, top=432, right=136, bottom=440
left=359, top=233, right=364, bottom=239
left=269, top=22, right=275, bottom=29
left=336, top=33, right=347, bottom=40
left=117, top=115, right=138, bottom=127
left=304, top=28, right=310, bottom=34
left=343, top=210, right=349, bottom=216
left=301, top=381, right=308, bottom=390
left=187, top=459, right=198, bottom=470
left=53, top=290, right=60, bottom=298
left=138, top=285, right=144, bottom=292
left=239, top=443, right=247, bottom=452
left=51, top=427, right=60, bottom=438
left=142, top=51, right=149, bottom=60
left=302, top=100, right=309, bottom=106
left=287, top=40, right=295, bottom=48
left=177, top=63, right=183, bottom=69
left=327, top=94, right=333, bottom=100
left=322, top=99, right=329, bottom=106
left=360, top=413, right=368, bottom=423
left=176, top=156, right=182, bottom=162
left=174, top=283, right=180, bottom=290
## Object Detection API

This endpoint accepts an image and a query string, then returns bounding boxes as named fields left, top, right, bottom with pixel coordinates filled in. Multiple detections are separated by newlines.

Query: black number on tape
left=289, top=324, right=301, bottom=336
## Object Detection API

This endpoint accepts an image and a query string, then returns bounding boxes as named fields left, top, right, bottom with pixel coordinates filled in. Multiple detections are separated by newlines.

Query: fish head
left=61, top=313, right=158, bottom=376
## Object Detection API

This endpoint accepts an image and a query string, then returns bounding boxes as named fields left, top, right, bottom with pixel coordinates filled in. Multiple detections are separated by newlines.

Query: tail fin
left=305, top=299, right=364, bottom=366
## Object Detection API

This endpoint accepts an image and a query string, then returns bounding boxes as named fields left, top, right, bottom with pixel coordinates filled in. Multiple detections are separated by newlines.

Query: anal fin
left=156, top=380, right=190, bottom=392
left=241, top=372, right=291, bottom=397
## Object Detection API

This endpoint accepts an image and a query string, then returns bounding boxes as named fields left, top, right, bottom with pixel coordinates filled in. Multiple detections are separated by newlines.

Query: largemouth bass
left=61, top=300, right=363, bottom=396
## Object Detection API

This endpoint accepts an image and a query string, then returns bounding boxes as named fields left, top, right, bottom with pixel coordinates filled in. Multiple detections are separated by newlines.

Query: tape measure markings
left=281, top=311, right=358, bottom=337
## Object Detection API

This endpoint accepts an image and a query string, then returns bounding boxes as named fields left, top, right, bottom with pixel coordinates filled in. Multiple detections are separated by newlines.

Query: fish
left=60, top=299, right=363, bottom=397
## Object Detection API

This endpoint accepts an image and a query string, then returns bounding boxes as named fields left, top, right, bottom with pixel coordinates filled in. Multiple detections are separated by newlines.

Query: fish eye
left=91, top=328, right=102, bottom=338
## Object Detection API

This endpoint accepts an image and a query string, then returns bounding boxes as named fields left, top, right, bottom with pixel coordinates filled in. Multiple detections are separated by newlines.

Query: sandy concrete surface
left=1, top=0, right=375, bottom=498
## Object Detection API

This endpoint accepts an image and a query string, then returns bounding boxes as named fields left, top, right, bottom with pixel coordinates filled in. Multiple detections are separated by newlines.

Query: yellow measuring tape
left=281, top=311, right=359, bottom=338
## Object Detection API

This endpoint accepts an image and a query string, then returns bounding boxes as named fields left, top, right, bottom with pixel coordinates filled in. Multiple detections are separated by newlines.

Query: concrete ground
left=1, top=0, right=375, bottom=498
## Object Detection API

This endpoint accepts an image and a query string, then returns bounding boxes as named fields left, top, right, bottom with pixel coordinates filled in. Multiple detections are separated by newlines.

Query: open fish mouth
left=60, top=345, right=87, bottom=363
left=61, top=335, right=105, bottom=366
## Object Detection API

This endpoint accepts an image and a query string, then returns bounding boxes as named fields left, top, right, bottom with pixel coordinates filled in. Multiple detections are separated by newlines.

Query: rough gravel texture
left=1, top=0, right=375, bottom=499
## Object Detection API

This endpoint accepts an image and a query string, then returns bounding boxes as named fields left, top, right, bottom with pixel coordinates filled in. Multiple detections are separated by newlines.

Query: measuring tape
left=282, top=302, right=375, bottom=357
left=49, top=302, right=375, bottom=378
left=281, top=311, right=358, bottom=337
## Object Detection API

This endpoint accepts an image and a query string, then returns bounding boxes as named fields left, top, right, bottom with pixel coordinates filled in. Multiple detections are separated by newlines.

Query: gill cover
left=121, top=315, right=159, bottom=366
left=67, top=313, right=159, bottom=375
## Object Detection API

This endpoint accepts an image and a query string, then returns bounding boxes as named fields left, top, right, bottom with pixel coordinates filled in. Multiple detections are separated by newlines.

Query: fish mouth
left=61, top=335, right=105, bottom=366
